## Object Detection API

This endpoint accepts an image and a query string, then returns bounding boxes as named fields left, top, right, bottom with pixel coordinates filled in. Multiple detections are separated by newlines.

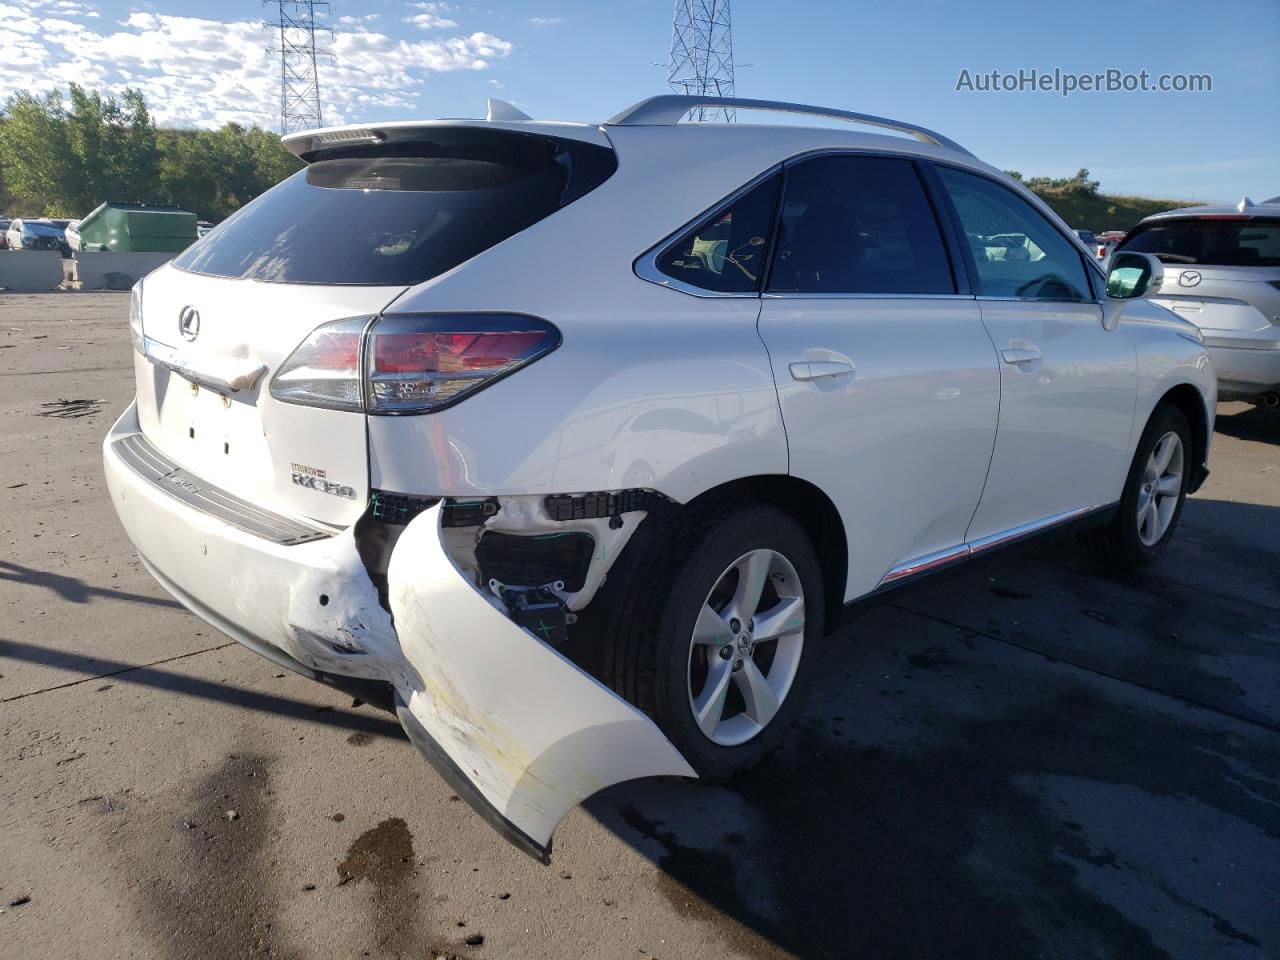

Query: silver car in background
left=1118, top=198, right=1280, bottom=406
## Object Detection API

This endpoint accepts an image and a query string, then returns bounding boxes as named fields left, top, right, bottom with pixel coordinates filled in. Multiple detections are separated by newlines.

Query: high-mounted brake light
left=270, top=314, right=560, bottom=414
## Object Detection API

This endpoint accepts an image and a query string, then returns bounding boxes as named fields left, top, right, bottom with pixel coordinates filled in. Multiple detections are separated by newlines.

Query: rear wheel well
left=1155, top=384, right=1209, bottom=492
left=683, top=476, right=848, bottom=633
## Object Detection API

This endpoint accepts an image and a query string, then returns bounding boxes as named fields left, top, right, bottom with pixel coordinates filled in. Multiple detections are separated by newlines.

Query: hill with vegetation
left=1009, top=169, right=1196, bottom=234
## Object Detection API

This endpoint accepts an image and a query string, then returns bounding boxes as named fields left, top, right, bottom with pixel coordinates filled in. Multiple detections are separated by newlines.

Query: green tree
left=0, top=90, right=75, bottom=215
left=1, top=84, right=308, bottom=221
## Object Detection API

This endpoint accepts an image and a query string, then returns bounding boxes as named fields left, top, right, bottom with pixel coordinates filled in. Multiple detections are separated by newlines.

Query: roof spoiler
left=605, top=95, right=972, bottom=156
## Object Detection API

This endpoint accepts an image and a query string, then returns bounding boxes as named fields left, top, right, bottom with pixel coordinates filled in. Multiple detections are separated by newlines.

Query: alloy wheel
left=1137, top=431, right=1184, bottom=546
left=686, top=548, right=805, bottom=747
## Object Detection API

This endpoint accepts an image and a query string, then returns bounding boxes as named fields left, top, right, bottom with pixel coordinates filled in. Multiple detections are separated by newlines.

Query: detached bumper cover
left=103, top=403, right=694, bottom=861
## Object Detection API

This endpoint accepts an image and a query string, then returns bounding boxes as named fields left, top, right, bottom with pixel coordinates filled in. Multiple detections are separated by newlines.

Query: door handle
left=1000, top=346, right=1042, bottom=365
left=789, top=360, right=854, bottom=381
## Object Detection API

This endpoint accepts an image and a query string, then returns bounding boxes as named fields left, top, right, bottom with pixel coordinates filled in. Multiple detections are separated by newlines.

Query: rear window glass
left=1120, top=217, right=1280, bottom=267
left=173, top=130, right=616, bottom=285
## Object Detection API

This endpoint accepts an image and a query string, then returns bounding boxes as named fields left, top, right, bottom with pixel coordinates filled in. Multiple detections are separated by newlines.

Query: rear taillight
left=270, top=314, right=560, bottom=414
left=269, top=316, right=368, bottom=411
left=129, top=279, right=144, bottom=353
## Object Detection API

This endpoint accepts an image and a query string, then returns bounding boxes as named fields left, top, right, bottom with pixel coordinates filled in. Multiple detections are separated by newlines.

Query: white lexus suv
left=104, top=96, right=1216, bottom=862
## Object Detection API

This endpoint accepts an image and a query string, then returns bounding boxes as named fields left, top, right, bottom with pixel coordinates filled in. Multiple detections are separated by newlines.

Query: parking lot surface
left=2, top=292, right=1277, bottom=959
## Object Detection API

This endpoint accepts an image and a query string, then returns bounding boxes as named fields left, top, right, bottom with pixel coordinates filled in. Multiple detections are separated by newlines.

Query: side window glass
left=654, top=172, right=780, bottom=293
left=766, top=155, right=954, bottom=295
left=937, top=167, right=1090, bottom=300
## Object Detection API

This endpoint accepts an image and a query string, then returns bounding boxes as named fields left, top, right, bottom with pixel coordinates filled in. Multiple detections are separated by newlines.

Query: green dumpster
left=76, top=202, right=198, bottom=253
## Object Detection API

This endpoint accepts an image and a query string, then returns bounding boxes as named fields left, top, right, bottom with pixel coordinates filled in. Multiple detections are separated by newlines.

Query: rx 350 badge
left=290, top=462, right=356, bottom=499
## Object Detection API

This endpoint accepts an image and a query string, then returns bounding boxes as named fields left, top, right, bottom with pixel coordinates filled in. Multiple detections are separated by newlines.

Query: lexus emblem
left=178, top=305, right=201, bottom=341
left=1178, top=270, right=1202, bottom=287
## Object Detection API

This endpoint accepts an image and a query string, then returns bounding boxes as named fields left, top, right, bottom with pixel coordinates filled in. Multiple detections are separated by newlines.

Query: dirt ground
left=2, top=291, right=1277, bottom=959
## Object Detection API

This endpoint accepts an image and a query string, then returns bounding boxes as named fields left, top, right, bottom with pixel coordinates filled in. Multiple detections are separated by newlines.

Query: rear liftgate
left=387, top=504, right=695, bottom=862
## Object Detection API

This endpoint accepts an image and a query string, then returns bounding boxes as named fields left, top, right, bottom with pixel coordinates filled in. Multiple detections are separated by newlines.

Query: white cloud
left=405, top=12, right=458, bottom=29
left=0, top=1, right=513, bottom=129
left=405, top=2, right=456, bottom=29
left=529, top=16, right=564, bottom=26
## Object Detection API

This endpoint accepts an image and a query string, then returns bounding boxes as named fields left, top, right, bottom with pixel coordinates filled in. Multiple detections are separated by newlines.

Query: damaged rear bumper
left=103, top=402, right=695, bottom=861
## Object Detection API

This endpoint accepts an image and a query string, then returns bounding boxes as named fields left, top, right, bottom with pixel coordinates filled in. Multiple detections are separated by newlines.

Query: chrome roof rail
left=605, top=95, right=972, bottom=156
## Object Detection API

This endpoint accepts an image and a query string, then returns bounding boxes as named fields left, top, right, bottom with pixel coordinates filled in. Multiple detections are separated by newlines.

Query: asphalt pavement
left=2, top=292, right=1277, bottom=959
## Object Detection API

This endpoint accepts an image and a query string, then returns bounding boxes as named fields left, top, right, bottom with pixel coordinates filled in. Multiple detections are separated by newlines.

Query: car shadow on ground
left=0, top=559, right=184, bottom=609
left=587, top=504, right=1280, bottom=960
left=0, top=638, right=404, bottom=740
left=1213, top=405, right=1279, bottom=445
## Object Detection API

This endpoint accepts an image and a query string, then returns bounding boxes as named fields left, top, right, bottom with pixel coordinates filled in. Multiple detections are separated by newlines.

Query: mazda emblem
left=178, top=305, right=201, bottom=341
left=1178, top=270, right=1202, bottom=288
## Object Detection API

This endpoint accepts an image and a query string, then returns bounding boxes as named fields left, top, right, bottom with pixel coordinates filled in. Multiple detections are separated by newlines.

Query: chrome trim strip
left=762, top=292, right=975, bottom=301
left=975, top=296, right=1102, bottom=306
left=966, top=504, right=1110, bottom=555
left=143, top=336, right=268, bottom=394
left=881, top=543, right=971, bottom=583
left=875, top=503, right=1115, bottom=592
left=112, top=433, right=332, bottom=546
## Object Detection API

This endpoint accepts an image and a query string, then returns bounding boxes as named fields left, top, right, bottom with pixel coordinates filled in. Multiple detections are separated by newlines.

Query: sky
left=1, top=0, right=1276, bottom=203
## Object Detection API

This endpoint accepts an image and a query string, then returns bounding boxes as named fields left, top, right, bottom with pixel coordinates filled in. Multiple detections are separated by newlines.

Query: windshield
left=1120, top=216, right=1280, bottom=267
left=173, top=129, right=616, bottom=285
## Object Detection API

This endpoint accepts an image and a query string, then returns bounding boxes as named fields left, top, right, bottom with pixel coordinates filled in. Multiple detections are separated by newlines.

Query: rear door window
left=1119, top=217, right=1280, bottom=267
left=937, top=167, right=1091, bottom=301
left=173, top=129, right=616, bottom=285
left=766, top=155, right=955, bottom=295
left=653, top=172, right=781, bottom=293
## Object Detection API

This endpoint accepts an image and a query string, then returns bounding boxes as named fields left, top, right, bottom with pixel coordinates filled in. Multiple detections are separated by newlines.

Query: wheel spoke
left=1140, top=499, right=1158, bottom=541
left=730, top=551, right=772, bottom=621
left=1156, top=473, right=1182, bottom=496
left=692, top=603, right=733, bottom=646
left=734, top=658, right=780, bottom=727
left=692, top=658, right=733, bottom=737
left=1151, top=435, right=1176, bottom=475
left=751, top=596, right=804, bottom=642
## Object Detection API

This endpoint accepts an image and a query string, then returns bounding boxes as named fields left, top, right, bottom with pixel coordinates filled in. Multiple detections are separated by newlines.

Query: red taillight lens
left=270, top=314, right=560, bottom=414
left=366, top=315, right=559, bottom=414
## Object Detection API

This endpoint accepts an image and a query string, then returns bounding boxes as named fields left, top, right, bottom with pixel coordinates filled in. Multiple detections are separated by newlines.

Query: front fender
left=387, top=503, right=696, bottom=861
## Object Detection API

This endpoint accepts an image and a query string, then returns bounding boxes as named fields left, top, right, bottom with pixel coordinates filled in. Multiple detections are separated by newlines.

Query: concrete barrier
left=73, top=251, right=176, bottom=291
left=0, top=251, right=66, bottom=292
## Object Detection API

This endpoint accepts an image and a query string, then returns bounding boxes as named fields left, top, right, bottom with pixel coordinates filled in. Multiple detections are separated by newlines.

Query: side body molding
left=387, top=504, right=696, bottom=861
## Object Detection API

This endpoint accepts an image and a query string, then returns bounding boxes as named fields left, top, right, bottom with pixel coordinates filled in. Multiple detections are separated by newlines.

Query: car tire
left=1079, top=404, right=1192, bottom=568
left=600, top=501, right=824, bottom=784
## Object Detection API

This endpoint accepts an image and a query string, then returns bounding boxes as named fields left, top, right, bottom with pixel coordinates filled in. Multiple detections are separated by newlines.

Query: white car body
left=103, top=96, right=1215, bottom=861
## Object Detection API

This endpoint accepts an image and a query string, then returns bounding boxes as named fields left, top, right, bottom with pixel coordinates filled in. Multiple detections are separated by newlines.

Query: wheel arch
left=1154, top=382, right=1211, bottom=493
left=682, top=474, right=848, bottom=634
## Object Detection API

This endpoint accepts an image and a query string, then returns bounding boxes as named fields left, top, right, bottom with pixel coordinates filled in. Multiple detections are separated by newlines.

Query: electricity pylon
left=667, top=0, right=736, bottom=122
left=264, top=0, right=332, bottom=134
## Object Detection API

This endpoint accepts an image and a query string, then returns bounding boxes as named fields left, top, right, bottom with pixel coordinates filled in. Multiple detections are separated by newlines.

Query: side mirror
left=1105, top=251, right=1163, bottom=300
